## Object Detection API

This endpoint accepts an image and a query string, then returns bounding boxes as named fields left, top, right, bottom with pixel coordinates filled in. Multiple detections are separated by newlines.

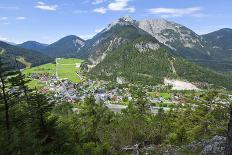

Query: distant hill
left=0, top=41, right=52, bottom=69
left=42, top=35, right=85, bottom=58
left=203, top=28, right=232, bottom=50
left=18, top=41, right=48, bottom=51
left=202, top=28, right=232, bottom=71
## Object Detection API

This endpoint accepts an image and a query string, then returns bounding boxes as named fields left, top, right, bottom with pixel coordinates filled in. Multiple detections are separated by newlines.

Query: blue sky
left=0, top=0, right=232, bottom=44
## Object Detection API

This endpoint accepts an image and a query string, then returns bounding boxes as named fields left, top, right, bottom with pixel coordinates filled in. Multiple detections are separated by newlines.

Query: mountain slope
left=0, top=41, right=52, bottom=69
left=84, top=17, right=231, bottom=89
left=78, top=16, right=164, bottom=65
left=202, top=28, right=232, bottom=71
left=90, top=38, right=231, bottom=89
left=43, top=35, right=85, bottom=58
left=137, top=19, right=232, bottom=71
left=18, top=41, right=48, bottom=51
left=203, top=28, right=232, bottom=50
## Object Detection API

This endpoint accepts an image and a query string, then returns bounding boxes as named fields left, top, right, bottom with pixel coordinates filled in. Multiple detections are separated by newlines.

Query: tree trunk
left=225, top=108, right=232, bottom=155
left=0, top=77, right=10, bottom=135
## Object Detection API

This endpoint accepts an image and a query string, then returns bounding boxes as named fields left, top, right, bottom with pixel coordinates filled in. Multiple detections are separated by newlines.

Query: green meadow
left=56, top=58, right=84, bottom=83
left=57, top=58, right=84, bottom=64
left=23, top=63, right=56, bottom=75
left=23, top=58, right=84, bottom=87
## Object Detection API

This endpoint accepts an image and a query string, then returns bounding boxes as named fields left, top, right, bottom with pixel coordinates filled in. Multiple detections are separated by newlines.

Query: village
left=26, top=69, right=197, bottom=114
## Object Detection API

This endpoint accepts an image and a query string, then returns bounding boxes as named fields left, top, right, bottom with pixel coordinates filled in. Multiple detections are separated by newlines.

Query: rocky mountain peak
left=119, top=15, right=134, bottom=23
left=102, top=16, right=136, bottom=33
left=137, top=18, right=203, bottom=49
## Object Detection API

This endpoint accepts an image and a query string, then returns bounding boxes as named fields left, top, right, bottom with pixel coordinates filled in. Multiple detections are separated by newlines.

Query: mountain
left=42, top=35, right=85, bottom=58
left=203, top=28, right=232, bottom=50
left=78, top=16, right=153, bottom=65
left=18, top=41, right=48, bottom=51
left=80, top=16, right=231, bottom=89
left=0, top=41, right=52, bottom=69
left=202, top=28, right=232, bottom=71
left=136, top=19, right=232, bottom=71
left=0, top=40, right=17, bottom=46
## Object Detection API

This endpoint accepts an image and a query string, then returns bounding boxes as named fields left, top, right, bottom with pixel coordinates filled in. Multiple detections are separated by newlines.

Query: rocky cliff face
left=137, top=19, right=204, bottom=50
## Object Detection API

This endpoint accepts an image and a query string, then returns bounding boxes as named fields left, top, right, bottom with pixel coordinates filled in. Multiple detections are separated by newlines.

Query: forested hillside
left=0, top=41, right=52, bottom=69
left=90, top=38, right=232, bottom=89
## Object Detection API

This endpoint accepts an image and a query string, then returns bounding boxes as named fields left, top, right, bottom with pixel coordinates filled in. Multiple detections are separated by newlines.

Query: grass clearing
left=23, top=58, right=84, bottom=84
left=57, top=58, right=84, bottom=64
left=160, top=93, right=171, bottom=100
left=23, top=63, right=56, bottom=75
left=27, top=79, right=43, bottom=89
left=56, top=58, right=84, bottom=83
left=57, top=65, right=81, bottom=83
left=148, top=92, right=172, bottom=100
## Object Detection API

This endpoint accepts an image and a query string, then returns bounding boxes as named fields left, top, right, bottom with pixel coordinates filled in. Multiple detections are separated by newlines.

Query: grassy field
left=23, top=58, right=84, bottom=85
left=23, top=63, right=56, bottom=88
left=23, top=63, right=56, bottom=75
left=27, top=79, right=43, bottom=89
left=57, top=58, right=84, bottom=64
left=148, top=92, right=172, bottom=100
left=56, top=58, right=84, bottom=83
left=57, top=65, right=81, bottom=83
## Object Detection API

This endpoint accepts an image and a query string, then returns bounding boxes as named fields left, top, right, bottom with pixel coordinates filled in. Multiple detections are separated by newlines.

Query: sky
left=0, top=0, right=232, bottom=44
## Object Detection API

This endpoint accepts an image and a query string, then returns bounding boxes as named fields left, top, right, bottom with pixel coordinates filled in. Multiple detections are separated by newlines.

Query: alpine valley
left=1, top=13, right=232, bottom=155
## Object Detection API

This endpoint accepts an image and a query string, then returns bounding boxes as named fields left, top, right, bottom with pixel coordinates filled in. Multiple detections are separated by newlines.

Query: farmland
left=23, top=58, right=84, bottom=87
left=56, top=58, right=84, bottom=64
left=23, top=63, right=56, bottom=75
left=56, top=58, right=84, bottom=83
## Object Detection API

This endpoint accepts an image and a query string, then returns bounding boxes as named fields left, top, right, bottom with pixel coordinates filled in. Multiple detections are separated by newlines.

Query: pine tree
left=0, top=55, right=17, bottom=137
left=8, top=59, right=30, bottom=101
left=0, top=55, right=20, bottom=155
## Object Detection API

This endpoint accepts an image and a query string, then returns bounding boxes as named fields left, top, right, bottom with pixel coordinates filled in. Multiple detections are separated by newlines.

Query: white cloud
left=16, top=16, right=26, bottom=20
left=37, top=1, right=45, bottom=5
left=93, top=7, right=107, bottom=14
left=108, top=0, right=127, bottom=11
left=92, top=0, right=105, bottom=5
left=127, top=7, right=135, bottom=13
left=0, top=17, right=8, bottom=20
left=108, top=0, right=135, bottom=12
left=35, top=2, right=58, bottom=11
left=148, top=7, right=202, bottom=18
left=94, top=0, right=135, bottom=14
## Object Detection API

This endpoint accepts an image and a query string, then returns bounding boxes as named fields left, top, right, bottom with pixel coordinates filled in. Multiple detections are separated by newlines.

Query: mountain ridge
left=0, top=41, right=52, bottom=69
left=42, top=35, right=85, bottom=58
left=18, top=41, right=48, bottom=51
